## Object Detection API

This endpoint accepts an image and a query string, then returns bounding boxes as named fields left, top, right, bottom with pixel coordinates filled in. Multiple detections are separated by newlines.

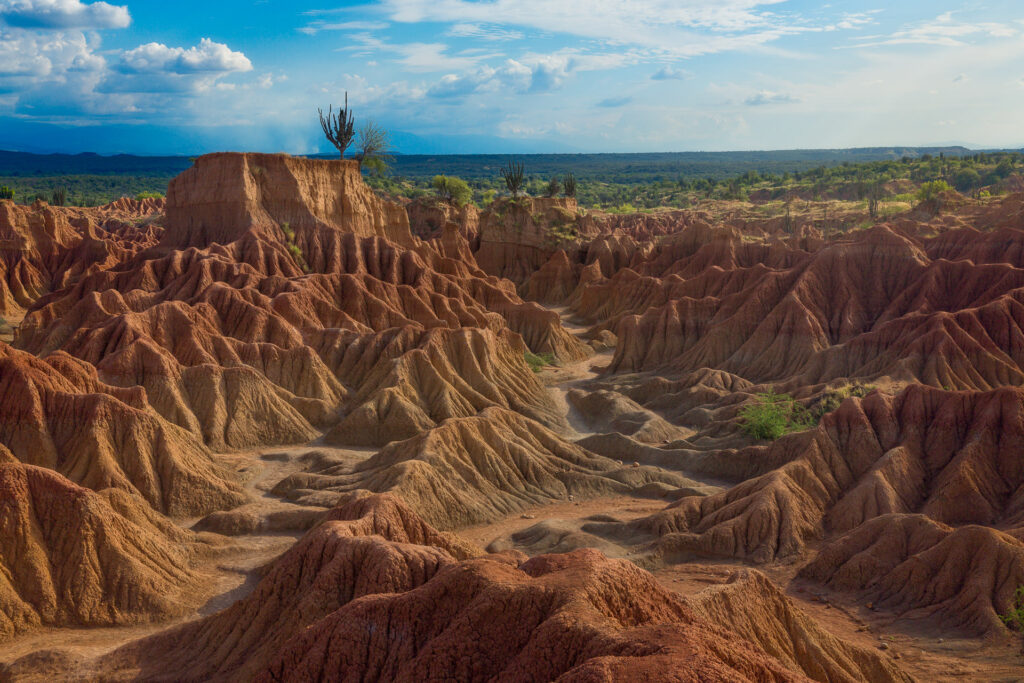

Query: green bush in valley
left=51, top=186, right=67, bottom=206
left=524, top=350, right=555, bottom=373
left=136, top=191, right=164, bottom=200
left=0, top=185, right=13, bottom=200
left=431, top=175, right=472, bottom=206
left=739, top=390, right=815, bottom=440
left=1001, top=586, right=1024, bottom=632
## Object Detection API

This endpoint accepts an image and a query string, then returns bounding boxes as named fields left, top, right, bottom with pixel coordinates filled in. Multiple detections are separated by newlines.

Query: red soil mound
left=15, top=154, right=586, bottom=450
left=0, top=199, right=159, bottom=316
left=690, top=569, right=910, bottom=683
left=101, top=494, right=478, bottom=681
left=0, top=343, right=243, bottom=516
left=802, top=514, right=1024, bottom=635
left=609, top=385, right=1024, bottom=564
left=555, top=215, right=1024, bottom=396
left=0, top=452, right=205, bottom=641
left=257, top=548, right=806, bottom=683
left=279, top=407, right=686, bottom=529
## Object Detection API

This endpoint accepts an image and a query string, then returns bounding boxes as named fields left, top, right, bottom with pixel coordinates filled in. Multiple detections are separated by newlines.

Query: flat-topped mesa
left=164, top=152, right=415, bottom=249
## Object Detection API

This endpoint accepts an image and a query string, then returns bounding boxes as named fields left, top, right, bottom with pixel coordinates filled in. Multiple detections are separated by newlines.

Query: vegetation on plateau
left=432, top=175, right=472, bottom=206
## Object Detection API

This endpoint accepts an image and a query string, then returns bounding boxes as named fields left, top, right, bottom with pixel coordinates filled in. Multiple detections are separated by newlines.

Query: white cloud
left=0, top=0, right=129, bottom=29
left=425, top=49, right=635, bottom=98
left=0, top=28, right=103, bottom=92
left=446, top=23, right=524, bottom=41
left=298, top=20, right=388, bottom=35
left=848, top=12, right=1019, bottom=48
left=379, top=0, right=828, bottom=58
left=744, top=90, right=797, bottom=106
left=338, top=32, right=499, bottom=71
left=117, top=38, right=252, bottom=74
left=393, top=42, right=494, bottom=71
left=832, top=11, right=879, bottom=31
left=427, top=59, right=531, bottom=97
left=651, top=65, right=692, bottom=80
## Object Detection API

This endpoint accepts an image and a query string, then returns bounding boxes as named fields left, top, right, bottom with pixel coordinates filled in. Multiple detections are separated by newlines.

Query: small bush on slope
left=1002, top=586, right=1024, bottom=632
left=739, top=391, right=814, bottom=440
left=524, top=351, right=555, bottom=373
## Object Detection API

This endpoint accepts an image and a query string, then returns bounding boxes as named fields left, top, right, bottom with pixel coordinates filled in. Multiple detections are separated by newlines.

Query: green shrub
left=136, top=191, right=164, bottom=200
left=431, top=175, right=472, bottom=206
left=51, top=186, right=67, bottom=206
left=1001, top=586, right=1024, bottom=631
left=0, top=185, right=14, bottom=200
left=916, top=180, right=952, bottom=202
left=524, top=350, right=555, bottom=373
left=739, top=391, right=814, bottom=440
left=547, top=224, right=578, bottom=243
left=810, top=383, right=874, bottom=421
left=953, top=168, right=981, bottom=192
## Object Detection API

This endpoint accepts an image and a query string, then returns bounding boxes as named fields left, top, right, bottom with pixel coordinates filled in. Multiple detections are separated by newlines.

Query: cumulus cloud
left=425, top=50, right=629, bottom=99
left=744, top=90, right=797, bottom=106
left=0, top=28, right=104, bottom=92
left=651, top=65, right=692, bottom=80
left=427, top=59, right=531, bottom=97
left=0, top=0, right=129, bottom=30
left=117, top=38, right=252, bottom=74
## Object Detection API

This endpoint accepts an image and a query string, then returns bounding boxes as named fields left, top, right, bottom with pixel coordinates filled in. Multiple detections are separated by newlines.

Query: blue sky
left=2, top=0, right=1023, bottom=154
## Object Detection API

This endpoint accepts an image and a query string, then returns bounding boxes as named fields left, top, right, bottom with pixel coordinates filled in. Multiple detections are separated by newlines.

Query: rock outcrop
left=164, top=153, right=413, bottom=249
left=0, top=453, right=206, bottom=641
left=0, top=343, right=243, bottom=516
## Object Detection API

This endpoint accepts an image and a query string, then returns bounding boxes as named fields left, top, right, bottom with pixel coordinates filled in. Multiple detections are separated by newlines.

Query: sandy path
left=539, top=306, right=613, bottom=439
left=0, top=440, right=375, bottom=665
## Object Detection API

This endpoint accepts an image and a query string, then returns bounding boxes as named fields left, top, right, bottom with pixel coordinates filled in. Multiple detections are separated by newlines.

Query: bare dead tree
left=354, top=120, right=392, bottom=174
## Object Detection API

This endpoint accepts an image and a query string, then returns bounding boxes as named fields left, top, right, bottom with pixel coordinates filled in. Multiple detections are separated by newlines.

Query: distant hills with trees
left=0, top=146, right=1019, bottom=208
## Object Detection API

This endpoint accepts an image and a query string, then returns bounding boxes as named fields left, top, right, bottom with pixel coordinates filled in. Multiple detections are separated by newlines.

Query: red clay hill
left=2, top=154, right=1024, bottom=680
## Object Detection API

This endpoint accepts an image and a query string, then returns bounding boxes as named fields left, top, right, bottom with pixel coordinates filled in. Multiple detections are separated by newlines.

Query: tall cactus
left=319, top=92, right=356, bottom=158
left=500, top=160, right=525, bottom=197
left=563, top=172, right=577, bottom=198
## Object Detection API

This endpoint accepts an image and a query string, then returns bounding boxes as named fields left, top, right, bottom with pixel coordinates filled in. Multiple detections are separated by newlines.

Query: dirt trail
left=541, top=306, right=611, bottom=439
